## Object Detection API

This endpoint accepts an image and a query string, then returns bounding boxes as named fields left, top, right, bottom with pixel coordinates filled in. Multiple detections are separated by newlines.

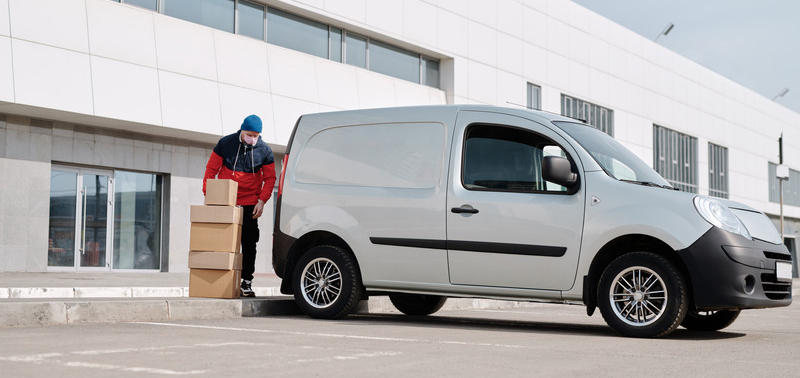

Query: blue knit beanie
left=241, top=115, right=262, bottom=133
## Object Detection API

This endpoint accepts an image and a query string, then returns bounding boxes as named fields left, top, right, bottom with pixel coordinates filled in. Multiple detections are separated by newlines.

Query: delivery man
left=203, top=115, right=276, bottom=297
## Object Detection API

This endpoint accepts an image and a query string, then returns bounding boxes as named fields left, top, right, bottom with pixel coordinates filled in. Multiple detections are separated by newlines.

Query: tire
left=598, top=252, right=688, bottom=338
left=389, top=293, right=447, bottom=316
left=292, top=245, right=362, bottom=319
left=681, top=309, right=741, bottom=332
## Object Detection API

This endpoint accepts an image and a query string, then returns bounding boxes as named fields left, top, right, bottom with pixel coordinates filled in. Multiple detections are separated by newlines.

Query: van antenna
left=505, top=101, right=588, bottom=123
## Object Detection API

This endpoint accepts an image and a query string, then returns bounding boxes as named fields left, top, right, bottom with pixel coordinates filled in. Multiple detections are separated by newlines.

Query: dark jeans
left=241, top=205, right=259, bottom=281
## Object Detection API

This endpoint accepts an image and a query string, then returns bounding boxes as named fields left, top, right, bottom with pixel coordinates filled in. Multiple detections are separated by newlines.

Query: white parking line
left=134, top=322, right=528, bottom=349
left=0, top=342, right=271, bottom=375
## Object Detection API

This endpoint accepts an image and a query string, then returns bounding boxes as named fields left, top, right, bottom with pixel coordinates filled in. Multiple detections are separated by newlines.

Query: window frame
left=460, top=123, right=579, bottom=195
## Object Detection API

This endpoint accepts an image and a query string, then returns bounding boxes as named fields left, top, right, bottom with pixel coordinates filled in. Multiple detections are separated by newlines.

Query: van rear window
left=295, top=122, right=445, bottom=189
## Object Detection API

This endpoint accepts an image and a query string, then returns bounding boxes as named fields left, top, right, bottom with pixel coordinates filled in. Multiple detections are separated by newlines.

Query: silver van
left=272, top=105, right=792, bottom=337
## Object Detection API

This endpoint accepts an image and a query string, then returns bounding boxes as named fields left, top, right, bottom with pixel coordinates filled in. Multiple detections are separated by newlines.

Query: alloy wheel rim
left=301, top=257, right=342, bottom=309
left=609, top=266, right=668, bottom=326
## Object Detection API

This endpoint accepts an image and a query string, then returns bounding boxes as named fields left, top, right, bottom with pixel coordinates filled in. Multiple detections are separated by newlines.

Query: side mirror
left=542, top=156, right=578, bottom=188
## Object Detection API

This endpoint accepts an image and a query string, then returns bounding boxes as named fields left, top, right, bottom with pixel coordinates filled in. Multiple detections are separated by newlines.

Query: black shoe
left=241, top=280, right=255, bottom=297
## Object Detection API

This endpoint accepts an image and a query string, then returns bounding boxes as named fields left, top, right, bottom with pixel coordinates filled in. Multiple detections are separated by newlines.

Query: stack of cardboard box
left=188, top=179, right=243, bottom=299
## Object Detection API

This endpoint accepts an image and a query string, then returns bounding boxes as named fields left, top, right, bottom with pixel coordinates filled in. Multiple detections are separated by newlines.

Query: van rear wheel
left=292, top=245, right=362, bottom=319
left=389, top=293, right=447, bottom=316
left=598, top=252, right=688, bottom=338
left=681, top=309, right=741, bottom=331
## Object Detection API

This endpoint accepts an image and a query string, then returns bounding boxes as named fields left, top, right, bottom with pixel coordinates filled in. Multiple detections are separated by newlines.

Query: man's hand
left=252, top=199, right=265, bottom=219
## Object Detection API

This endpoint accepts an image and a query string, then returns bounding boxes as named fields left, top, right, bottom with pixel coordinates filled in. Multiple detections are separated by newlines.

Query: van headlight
left=693, top=196, right=751, bottom=240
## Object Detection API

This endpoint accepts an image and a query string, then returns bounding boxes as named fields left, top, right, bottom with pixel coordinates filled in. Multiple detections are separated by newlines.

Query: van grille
left=764, top=251, right=792, bottom=261
left=761, top=273, right=792, bottom=300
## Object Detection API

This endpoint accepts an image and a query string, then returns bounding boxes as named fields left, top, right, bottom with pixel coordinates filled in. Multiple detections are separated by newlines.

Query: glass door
left=48, top=167, right=114, bottom=271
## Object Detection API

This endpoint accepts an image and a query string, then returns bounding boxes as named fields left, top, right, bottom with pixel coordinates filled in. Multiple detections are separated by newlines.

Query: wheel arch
left=280, top=230, right=360, bottom=295
left=583, top=234, right=693, bottom=314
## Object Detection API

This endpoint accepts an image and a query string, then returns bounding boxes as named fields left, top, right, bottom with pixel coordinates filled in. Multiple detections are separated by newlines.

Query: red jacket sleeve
left=203, top=151, right=223, bottom=195
left=259, top=162, right=277, bottom=203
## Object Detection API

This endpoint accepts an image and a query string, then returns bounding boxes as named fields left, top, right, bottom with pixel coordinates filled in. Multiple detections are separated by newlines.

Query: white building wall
left=0, top=0, right=798, bottom=272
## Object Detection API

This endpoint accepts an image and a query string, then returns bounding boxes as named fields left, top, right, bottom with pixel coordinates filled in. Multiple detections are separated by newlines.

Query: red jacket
left=203, top=131, right=276, bottom=206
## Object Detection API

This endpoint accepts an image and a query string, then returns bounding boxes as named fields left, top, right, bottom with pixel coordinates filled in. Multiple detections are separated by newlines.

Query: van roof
left=299, top=104, right=582, bottom=126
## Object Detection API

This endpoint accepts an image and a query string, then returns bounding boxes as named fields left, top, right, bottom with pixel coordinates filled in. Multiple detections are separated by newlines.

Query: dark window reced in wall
left=653, top=124, right=698, bottom=193
left=164, top=0, right=235, bottom=33
left=560, top=94, right=613, bottom=136
left=708, top=142, right=729, bottom=198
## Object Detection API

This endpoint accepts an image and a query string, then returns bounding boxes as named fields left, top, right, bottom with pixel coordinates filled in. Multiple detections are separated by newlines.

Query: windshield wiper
left=620, top=179, right=676, bottom=190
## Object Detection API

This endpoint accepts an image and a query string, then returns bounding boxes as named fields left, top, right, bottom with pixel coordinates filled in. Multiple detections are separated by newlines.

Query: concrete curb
left=1, top=287, right=284, bottom=299
left=0, top=297, right=299, bottom=328
left=0, top=295, right=552, bottom=328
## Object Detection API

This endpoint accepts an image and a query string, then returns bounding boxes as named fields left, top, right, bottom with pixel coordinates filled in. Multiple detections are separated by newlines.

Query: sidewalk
left=0, top=272, right=296, bottom=328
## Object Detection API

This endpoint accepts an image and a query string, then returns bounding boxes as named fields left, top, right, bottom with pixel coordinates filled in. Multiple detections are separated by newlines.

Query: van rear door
left=446, top=111, right=585, bottom=291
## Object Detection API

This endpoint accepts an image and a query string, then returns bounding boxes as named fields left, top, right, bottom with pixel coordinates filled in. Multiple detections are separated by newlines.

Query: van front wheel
left=292, top=245, right=362, bottom=319
left=598, top=252, right=688, bottom=338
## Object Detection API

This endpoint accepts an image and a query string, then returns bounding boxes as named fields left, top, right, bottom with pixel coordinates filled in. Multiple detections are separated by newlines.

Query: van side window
left=462, top=124, right=570, bottom=193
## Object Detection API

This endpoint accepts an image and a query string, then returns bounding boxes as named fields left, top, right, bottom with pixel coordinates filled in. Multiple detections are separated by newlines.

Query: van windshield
left=554, top=121, right=672, bottom=188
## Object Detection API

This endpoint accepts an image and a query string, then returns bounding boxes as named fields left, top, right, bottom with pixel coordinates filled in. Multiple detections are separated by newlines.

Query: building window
left=48, top=166, right=164, bottom=271
left=708, top=143, right=729, bottom=198
left=369, top=39, right=420, bottom=83
left=344, top=33, right=368, bottom=68
left=560, top=94, right=613, bottom=136
left=115, top=0, right=158, bottom=11
left=527, top=83, right=541, bottom=110
left=113, top=171, right=163, bottom=270
left=164, top=0, right=235, bottom=34
left=267, top=7, right=329, bottom=59
left=653, top=125, right=698, bottom=193
left=769, top=163, right=800, bottom=206
left=237, top=0, right=265, bottom=40
left=330, top=27, right=343, bottom=62
left=422, top=57, right=440, bottom=87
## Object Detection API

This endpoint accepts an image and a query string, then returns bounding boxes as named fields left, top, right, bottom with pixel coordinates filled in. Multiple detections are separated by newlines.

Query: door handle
left=451, top=205, right=479, bottom=214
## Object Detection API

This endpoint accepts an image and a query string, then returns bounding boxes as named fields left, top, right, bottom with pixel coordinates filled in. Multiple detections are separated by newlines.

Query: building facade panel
left=0, top=37, right=11, bottom=103
left=87, top=0, right=158, bottom=68
left=153, top=15, right=218, bottom=81
left=157, top=71, right=223, bottom=135
left=12, top=40, right=94, bottom=115
left=213, top=31, right=271, bottom=92
left=9, top=0, right=89, bottom=53
left=90, top=56, right=163, bottom=125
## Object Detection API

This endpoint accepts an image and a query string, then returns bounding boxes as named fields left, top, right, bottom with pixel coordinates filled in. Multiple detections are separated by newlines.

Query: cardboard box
left=190, top=205, right=243, bottom=225
left=205, top=179, right=238, bottom=206
left=188, top=252, right=243, bottom=270
left=189, top=223, right=241, bottom=252
left=189, top=268, right=241, bottom=299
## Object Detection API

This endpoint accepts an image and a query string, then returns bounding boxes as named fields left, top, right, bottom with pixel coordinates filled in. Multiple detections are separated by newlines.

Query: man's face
left=241, top=130, right=260, bottom=145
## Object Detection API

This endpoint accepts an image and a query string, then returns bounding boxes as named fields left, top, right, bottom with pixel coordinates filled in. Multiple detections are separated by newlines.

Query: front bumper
left=676, top=227, right=792, bottom=310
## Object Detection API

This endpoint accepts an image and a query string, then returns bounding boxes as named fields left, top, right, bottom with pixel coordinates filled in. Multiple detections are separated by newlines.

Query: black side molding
left=369, top=237, right=566, bottom=257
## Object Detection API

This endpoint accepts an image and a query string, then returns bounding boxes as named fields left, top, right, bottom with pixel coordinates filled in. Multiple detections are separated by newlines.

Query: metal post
left=780, top=178, right=785, bottom=241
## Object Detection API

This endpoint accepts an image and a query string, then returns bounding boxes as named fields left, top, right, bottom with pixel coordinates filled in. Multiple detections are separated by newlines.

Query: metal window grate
left=708, top=143, right=729, bottom=198
left=527, top=83, right=541, bottom=110
left=653, top=125, right=698, bottom=193
left=560, top=94, right=614, bottom=136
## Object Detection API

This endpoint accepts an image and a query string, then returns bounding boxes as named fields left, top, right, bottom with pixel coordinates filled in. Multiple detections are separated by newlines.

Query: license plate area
left=776, top=261, right=793, bottom=283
